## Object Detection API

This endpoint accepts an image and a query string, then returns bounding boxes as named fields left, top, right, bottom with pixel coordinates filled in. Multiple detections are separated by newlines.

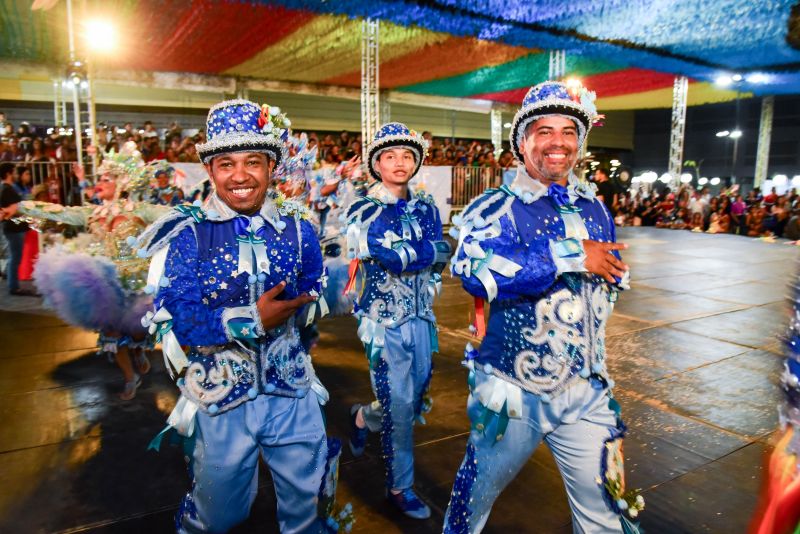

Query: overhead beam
left=0, top=60, right=518, bottom=115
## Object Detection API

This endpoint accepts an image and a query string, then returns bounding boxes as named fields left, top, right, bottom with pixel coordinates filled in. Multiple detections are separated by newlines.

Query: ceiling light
left=715, top=75, right=733, bottom=87
left=746, top=73, right=768, bottom=84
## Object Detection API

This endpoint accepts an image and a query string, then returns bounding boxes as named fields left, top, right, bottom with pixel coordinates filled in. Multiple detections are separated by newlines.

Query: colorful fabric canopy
left=2, top=0, right=796, bottom=110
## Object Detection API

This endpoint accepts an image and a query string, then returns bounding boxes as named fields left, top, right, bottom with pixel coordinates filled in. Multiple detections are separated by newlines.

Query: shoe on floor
left=119, top=374, right=142, bottom=401
left=387, top=487, right=431, bottom=520
left=348, top=404, right=368, bottom=457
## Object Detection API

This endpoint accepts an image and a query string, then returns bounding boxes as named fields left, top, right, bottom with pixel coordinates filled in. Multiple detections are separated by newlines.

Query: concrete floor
left=0, top=227, right=796, bottom=533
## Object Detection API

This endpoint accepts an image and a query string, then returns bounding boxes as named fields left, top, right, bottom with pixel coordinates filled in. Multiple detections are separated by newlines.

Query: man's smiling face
left=522, top=115, right=579, bottom=186
left=206, top=152, right=275, bottom=215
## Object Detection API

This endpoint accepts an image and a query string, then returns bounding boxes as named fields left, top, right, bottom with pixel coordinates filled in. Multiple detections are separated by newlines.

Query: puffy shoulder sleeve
left=16, top=200, right=90, bottom=227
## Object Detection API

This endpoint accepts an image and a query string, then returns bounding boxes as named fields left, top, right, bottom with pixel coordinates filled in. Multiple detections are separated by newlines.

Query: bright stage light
left=715, top=75, right=733, bottom=87
left=732, top=74, right=743, bottom=82
left=746, top=73, right=768, bottom=84
left=774, top=174, right=788, bottom=185
left=680, top=173, right=693, bottom=184
left=698, top=177, right=708, bottom=185
left=659, top=173, right=672, bottom=183
left=710, top=177, right=721, bottom=185
left=716, top=130, right=730, bottom=137
left=729, top=130, right=743, bottom=139
left=503, top=122, right=511, bottom=128
left=84, top=19, right=116, bottom=52
left=641, top=171, right=658, bottom=184
left=793, top=176, right=800, bottom=186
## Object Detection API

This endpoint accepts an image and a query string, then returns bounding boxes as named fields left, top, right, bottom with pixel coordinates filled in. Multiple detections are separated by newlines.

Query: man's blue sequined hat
left=510, top=81, right=598, bottom=163
left=366, top=122, right=429, bottom=181
left=197, top=99, right=290, bottom=165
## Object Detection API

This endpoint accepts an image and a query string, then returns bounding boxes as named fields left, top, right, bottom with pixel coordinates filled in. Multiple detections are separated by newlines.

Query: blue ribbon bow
left=175, top=204, right=207, bottom=224
left=548, top=183, right=581, bottom=214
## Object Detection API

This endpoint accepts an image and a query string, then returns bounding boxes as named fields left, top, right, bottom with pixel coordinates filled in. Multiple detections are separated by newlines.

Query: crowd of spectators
left=6, top=111, right=800, bottom=242
left=2, top=111, right=514, bottom=171
left=295, top=129, right=516, bottom=169
left=598, top=167, right=800, bottom=240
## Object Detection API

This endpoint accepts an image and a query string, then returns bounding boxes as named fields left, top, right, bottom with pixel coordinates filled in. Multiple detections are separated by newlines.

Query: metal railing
left=14, top=161, right=88, bottom=205
left=450, top=166, right=504, bottom=209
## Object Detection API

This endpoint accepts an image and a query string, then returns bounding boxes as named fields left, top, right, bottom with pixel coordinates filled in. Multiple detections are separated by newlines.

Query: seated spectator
left=763, top=186, right=778, bottom=207
left=746, top=207, right=765, bottom=236
left=730, top=194, right=747, bottom=235
left=689, top=212, right=704, bottom=231
left=785, top=210, right=800, bottom=241
left=771, top=197, right=791, bottom=237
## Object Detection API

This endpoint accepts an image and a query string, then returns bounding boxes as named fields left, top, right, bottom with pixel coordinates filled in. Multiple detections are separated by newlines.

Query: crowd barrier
left=17, top=161, right=87, bottom=206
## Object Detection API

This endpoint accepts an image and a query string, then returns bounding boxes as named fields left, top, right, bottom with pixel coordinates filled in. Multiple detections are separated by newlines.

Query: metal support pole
left=53, top=81, right=60, bottom=126
left=754, top=96, right=774, bottom=190
left=490, top=108, right=502, bottom=156
left=360, top=18, right=380, bottom=156
left=65, top=0, right=76, bottom=61
left=667, top=76, right=688, bottom=188
left=379, top=90, right=391, bottom=125
left=86, top=66, right=98, bottom=173
left=71, top=81, right=83, bottom=165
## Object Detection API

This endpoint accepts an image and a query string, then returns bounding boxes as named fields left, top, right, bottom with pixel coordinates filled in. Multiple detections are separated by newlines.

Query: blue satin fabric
left=443, top=371, right=621, bottom=534
left=158, top=216, right=323, bottom=410
left=360, top=317, right=433, bottom=490
left=346, top=189, right=444, bottom=327
left=178, top=393, right=327, bottom=534
left=457, top=191, right=613, bottom=302
left=457, top=191, right=619, bottom=396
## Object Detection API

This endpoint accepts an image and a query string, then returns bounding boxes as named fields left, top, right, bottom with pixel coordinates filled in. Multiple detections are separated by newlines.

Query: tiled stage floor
left=0, top=227, right=796, bottom=533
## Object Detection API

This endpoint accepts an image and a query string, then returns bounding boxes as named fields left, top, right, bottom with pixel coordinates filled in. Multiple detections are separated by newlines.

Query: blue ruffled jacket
left=138, top=193, right=327, bottom=416
left=344, top=183, right=450, bottom=329
left=451, top=169, right=628, bottom=399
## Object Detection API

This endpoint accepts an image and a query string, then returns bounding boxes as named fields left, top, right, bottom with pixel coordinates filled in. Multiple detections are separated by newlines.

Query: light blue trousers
left=361, top=317, right=433, bottom=491
left=178, top=393, right=328, bottom=534
left=444, top=372, right=623, bottom=534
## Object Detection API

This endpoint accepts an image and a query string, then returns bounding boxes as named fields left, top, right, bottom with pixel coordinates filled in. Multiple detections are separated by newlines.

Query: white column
left=754, top=96, right=774, bottom=189
left=549, top=50, right=565, bottom=80
left=490, top=108, right=502, bottom=156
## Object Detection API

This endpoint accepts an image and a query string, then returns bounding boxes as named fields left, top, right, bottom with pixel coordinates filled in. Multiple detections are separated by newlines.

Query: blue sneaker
left=349, top=404, right=368, bottom=457
left=387, top=488, right=431, bottom=519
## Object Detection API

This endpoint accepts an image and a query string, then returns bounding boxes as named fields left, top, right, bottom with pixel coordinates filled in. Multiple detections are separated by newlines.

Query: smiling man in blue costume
left=135, top=100, right=345, bottom=533
left=443, top=81, right=644, bottom=533
left=344, top=122, right=451, bottom=519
